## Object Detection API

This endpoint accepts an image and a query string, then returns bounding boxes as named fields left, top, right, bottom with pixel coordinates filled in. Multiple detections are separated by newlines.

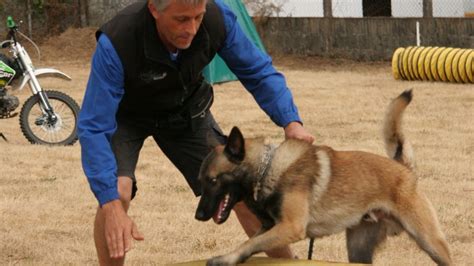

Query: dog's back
left=276, top=90, right=416, bottom=222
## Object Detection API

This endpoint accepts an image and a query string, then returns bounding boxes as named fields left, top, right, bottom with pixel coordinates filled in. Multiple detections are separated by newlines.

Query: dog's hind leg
left=396, top=192, right=452, bottom=266
left=346, top=220, right=388, bottom=264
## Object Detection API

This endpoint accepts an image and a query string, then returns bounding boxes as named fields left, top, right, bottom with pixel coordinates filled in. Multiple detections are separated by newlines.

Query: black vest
left=97, top=1, right=226, bottom=118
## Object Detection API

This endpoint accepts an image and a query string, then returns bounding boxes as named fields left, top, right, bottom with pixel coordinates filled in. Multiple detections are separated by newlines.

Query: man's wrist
left=284, top=121, right=303, bottom=131
left=96, top=187, right=121, bottom=207
left=101, top=199, right=122, bottom=210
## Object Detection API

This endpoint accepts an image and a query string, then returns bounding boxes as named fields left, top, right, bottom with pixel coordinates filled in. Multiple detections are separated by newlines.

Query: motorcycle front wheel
left=19, top=90, right=80, bottom=145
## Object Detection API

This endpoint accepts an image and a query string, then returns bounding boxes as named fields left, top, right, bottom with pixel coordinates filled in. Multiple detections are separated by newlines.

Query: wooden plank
left=173, top=257, right=368, bottom=265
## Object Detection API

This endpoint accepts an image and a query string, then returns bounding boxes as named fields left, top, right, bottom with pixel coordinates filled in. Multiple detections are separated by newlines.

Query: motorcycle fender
left=15, top=68, right=72, bottom=91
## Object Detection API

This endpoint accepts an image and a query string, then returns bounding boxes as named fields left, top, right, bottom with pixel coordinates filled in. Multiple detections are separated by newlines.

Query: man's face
left=149, top=0, right=207, bottom=52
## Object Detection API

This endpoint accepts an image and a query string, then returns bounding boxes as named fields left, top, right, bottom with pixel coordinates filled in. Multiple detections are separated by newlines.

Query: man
left=78, top=0, right=315, bottom=264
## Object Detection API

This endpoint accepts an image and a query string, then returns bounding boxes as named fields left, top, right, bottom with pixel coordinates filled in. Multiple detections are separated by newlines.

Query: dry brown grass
left=0, top=30, right=473, bottom=265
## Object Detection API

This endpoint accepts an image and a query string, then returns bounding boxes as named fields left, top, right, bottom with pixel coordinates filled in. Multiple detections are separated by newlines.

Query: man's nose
left=185, top=19, right=199, bottom=35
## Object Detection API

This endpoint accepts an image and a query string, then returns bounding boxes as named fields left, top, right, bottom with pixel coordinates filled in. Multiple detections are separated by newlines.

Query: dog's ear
left=224, top=126, right=245, bottom=163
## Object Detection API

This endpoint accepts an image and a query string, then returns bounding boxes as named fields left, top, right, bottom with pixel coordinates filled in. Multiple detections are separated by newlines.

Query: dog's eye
left=210, top=178, right=217, bottom=184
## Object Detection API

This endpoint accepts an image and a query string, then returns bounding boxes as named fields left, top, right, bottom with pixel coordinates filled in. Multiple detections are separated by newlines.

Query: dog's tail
left=383, top=89, right=415, bottom=170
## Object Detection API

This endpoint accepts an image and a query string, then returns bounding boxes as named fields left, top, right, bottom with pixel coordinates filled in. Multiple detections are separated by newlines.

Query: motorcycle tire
left=19, top=90, right=80, bottom=145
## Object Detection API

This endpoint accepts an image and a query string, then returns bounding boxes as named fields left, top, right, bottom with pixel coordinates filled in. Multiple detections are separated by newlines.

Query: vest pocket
left=155, top=81, right=214, bottom=133
left=188, top=82, right=214, bottom=132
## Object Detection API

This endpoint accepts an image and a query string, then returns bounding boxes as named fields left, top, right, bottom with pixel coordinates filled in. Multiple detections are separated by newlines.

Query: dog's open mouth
left=212, top=193, right=232, bottom=224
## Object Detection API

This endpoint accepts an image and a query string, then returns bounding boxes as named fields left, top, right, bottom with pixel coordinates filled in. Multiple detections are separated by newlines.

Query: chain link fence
left=247, top=0, right=474, bottom=18
left=1, top=0, right=472, bottom=41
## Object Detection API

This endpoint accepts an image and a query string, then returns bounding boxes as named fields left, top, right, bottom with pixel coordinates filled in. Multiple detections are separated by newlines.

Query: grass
left=0, top=55, right=472, bottom=265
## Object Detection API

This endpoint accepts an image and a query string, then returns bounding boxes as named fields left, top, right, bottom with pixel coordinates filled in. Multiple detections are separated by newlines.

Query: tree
left=243, top=0, right=284, bottom=18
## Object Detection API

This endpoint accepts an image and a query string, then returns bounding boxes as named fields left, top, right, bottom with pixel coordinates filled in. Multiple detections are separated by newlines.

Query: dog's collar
left=254, top=144, right=276, bottom=201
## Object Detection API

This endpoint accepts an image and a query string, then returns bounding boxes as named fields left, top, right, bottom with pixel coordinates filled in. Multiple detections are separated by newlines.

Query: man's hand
left=284, top=122, right=315, bottom=144
left=102, top=200, right=144, bottom=259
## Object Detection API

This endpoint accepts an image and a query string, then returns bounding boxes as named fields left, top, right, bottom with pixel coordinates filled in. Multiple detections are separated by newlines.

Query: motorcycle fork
left=15, top=43, right=57, bottom=123
left=36, top=92, right=57, bottom=124
left=28, top=76, right=57, bottom=125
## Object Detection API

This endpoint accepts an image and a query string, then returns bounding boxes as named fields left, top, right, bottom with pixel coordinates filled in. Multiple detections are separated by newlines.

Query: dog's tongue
left=212, top=198, right=226, bottom=224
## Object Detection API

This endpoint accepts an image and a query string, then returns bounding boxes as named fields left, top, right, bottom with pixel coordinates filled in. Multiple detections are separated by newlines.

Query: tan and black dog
left=195, top=90, right=451, bottom=266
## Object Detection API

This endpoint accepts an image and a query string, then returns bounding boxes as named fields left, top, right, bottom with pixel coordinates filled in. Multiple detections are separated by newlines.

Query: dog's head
left=195, top=126, right=250, bottom=224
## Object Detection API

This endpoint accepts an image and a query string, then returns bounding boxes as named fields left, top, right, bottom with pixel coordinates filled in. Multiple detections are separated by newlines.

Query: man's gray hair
left=150, top=0, right=208, bottom=12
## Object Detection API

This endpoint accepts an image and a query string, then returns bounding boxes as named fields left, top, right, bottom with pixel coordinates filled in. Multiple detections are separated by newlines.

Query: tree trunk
left=78, top=0, right=89, bottom=27
left=26, top=0, right=33, bottom=38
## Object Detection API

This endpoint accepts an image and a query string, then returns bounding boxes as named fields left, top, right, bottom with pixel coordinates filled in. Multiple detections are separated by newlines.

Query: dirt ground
left=0, top=28, right=472, bottom=265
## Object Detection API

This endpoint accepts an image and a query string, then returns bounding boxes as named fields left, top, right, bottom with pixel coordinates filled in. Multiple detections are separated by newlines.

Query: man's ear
left=224, top=127, right=245, bottom=163
left=148, top=1, right=159, bottom=19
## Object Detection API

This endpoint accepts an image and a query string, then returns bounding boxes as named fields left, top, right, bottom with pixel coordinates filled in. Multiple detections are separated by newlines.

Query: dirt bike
left=0, top=16, right=80, bottom=145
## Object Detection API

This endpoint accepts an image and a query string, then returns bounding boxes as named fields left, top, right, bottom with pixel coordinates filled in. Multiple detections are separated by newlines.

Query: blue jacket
left=79, top=0, right=302, bottom=206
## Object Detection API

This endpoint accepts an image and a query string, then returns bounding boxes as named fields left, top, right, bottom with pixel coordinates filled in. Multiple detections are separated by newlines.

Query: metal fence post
left=324, top=0, right=332, bottom=18
left=423, top=0, right=433, bottom=17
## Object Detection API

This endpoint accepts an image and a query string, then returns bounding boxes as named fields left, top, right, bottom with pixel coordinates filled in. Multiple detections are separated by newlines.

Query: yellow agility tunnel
left=392, top=46, right=473, bottom=83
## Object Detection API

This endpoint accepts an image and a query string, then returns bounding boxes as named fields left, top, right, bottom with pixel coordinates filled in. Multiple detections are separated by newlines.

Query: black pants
left=111, top=111, right=226, bottom=199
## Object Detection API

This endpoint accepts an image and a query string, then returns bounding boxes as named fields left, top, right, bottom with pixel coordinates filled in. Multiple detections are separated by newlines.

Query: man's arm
left=79, top=34, right=144, bottom=259
left=215, top=1, right=314, bottom=143
left=78, top=33, right=124, bottom=206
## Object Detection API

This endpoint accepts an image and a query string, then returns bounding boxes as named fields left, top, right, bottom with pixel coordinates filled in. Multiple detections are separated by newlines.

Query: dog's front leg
left=207, top=221, right=306, bottom=266
left=252, top=217, right=274, bottom=237
left=207, top=192, right=309, bottom=266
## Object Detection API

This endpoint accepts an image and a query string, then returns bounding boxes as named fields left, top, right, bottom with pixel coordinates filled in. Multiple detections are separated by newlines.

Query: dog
left=195, top=90, right=451, bottom=266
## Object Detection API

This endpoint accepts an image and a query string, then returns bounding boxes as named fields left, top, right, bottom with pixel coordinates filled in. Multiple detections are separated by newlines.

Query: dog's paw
left=206, top=255, right=238, bottom=266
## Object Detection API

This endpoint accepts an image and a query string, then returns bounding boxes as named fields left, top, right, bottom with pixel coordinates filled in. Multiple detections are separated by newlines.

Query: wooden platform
left=174, top=257, right=368, bottom=265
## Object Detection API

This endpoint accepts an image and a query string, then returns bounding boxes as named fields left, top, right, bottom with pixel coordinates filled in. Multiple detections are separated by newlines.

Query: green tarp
left=203, top=0, right=266, bottom=84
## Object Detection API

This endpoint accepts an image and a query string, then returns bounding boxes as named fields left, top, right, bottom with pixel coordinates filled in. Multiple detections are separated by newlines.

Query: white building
left=246, top=0, right=473, bottom=17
